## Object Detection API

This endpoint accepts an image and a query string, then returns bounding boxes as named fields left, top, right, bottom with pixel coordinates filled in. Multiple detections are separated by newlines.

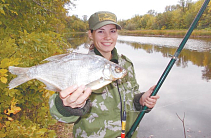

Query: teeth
left=102, top=42, right=112, bottom=46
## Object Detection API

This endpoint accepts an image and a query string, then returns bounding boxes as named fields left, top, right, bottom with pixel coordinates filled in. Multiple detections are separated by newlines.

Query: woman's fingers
left=70, top=101, right=87, bottom=108
left=144, top=95, right=160, bottom=108
left=67, top=85, right=86, bottom=103
left=62, top=85, right=92, bottom=108
left=59, top=85, right=78, bottom=99
left=75, top=87, right=92, bottom=104
left=145, top=85, right=156, bottom=97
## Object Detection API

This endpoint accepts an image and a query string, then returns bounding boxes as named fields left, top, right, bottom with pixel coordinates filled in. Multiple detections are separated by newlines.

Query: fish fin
left=37, top=78, right=62, bottom=92
left=8, top=66, right=31, bottom=89
left=86, top=77, right=112, bottom=91
left=43, top=53, right=69, bottom=62
left=43, top=52, right=86, bottom=62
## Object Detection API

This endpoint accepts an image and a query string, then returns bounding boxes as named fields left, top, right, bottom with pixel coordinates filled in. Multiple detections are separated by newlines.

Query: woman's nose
left=104, top=31, right=111, bottom=39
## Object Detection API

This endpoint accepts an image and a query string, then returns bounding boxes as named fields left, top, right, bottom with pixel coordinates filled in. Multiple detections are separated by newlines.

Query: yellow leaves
left=0, top=2, right=18, bottom=16
left=0, top=69, right=8, bottom=83
left=0, top=58, right=20, bottom=84
left=0, top=0, right=70, bottom=137
left=10, top=10, right=18, bottom=15
left=0, top=8, right=5, bottom=15
left=0, top=58, right=20, bottom=68
left=0, top=38, right=18, bottom=58
left=4, top=98, right=21, bottom=121
left=0, top=131, right=6, bottom=138
left=42, top=89, right=55, bottom=98
left=5, top=88, right=19, bottom=97
left=0, top=1, right=18, bottom=15
left=1, top=76, right=7, bottom=83
left=1, top=119, right=56, bottom=137
left=0, top=58, right=10, bottom=68
left=7, top=117, right=14, bottom=121
left=4, top=105, right=21, bottom=116
left=0, top=68, right=8, bottom=74
left=0, top=3, right=9, bottom=15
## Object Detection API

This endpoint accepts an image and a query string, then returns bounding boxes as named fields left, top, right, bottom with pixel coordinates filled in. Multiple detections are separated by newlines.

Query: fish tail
left=8, top=66, right=32, bottom=89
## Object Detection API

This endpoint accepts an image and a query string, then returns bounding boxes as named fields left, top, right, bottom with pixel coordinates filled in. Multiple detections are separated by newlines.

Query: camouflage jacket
left=49, top=48, right=149, bottom=138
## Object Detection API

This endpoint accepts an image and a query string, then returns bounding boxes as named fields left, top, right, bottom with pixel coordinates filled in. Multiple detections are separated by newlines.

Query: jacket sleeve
left=133, top=93, right=151, bottom=113
left=49, top=93, right=91, bottom=123
left=121, top=55, right=151, bottom=113
left=133, top=93, right=144, bottom=111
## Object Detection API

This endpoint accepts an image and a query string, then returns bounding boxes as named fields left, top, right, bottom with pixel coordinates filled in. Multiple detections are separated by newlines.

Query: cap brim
left=92, top=21, right=122, bottom=30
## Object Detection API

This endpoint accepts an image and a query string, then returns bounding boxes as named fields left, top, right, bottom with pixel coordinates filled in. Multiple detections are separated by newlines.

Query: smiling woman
left=88, top=24, right=119, bottom=60
left=49, top=11, right=160, bottom=138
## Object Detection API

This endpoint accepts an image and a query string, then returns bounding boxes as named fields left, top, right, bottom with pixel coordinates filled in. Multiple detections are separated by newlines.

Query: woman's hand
left=59, top=85, right=92, bottom=108
left=139, top=85, right=160, bottom=108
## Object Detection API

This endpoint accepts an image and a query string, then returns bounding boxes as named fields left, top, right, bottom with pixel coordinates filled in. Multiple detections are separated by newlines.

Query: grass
left=49, top=122, right=74, bottom=138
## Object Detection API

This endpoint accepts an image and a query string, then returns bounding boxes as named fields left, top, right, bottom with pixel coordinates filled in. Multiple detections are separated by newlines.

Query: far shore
left=118, top=29, right=211, bottom=38
left=67, top=30, right=211, bottom=38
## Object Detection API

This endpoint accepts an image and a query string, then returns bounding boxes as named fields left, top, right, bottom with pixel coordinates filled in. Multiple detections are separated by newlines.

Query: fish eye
left=115, top=66, right=122, bottom=73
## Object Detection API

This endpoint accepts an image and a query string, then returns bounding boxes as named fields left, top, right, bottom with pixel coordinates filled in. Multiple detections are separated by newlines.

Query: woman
left=49, top=11, right=160, bottom=138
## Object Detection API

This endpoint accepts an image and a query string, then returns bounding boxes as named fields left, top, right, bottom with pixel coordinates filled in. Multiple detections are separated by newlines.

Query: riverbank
left=118, top=30, right=211, bottom=38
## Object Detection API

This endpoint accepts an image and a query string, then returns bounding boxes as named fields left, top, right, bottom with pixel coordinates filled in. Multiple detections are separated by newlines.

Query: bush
left=0, top=0, right=71, bottom=137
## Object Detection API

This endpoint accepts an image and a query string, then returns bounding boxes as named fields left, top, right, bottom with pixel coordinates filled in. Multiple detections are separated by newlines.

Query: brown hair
left=89, top=30, right=94, bottom=50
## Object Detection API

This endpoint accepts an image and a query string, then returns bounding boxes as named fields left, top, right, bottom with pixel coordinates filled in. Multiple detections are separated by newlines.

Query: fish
left=8, top=52, right=127, bottom=91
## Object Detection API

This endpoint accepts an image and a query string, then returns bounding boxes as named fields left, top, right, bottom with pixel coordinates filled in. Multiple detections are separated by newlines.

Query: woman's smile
left=88, top=24, right=118, bottom=60
left=101, top=42, right=113, bottom=46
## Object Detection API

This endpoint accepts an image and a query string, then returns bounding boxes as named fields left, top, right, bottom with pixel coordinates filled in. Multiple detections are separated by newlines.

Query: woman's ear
left=88, top=30, right=93, bottom=40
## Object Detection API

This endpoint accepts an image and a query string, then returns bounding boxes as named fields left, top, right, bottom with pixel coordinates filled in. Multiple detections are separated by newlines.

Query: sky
left=67, top=0, right=197, bottom=20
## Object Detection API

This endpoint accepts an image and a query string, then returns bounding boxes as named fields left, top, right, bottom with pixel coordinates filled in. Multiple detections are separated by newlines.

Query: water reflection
left=118, top=35, right=211, bottom=51
left=118, top=40, right=211, bottom=81
left=66, top=33, right=89, bottom=49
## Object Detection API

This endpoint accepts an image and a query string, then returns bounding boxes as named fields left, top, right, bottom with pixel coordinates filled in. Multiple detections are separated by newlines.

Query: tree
left=82, top=15, right=88, bottom=22
left=179, top=0, right=186, bottom=12
left=0, top=0, right=74, bottom=137
left=198, top=0, right=211, bottom=29
left=66, top=15, right=88, bottom=32
left=147, top=9, right=157, bottom=16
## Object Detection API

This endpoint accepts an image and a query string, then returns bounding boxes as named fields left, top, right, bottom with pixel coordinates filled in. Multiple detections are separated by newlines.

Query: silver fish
left=8, top=52, right=127, bottom=91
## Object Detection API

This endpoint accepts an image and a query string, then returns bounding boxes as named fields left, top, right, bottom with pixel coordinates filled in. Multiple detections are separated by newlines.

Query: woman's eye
left=97, top=30, right=104, bottom=33
left=111, top=30, right=116, bottom=33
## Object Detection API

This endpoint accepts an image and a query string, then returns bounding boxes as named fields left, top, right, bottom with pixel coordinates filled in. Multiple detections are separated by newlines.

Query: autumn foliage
left=118, top=0, right=211, bottom=30
left=0, top=0, right=73, bottom=137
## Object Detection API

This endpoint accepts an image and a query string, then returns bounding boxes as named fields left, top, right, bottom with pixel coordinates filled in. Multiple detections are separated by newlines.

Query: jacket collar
left=94, top=47, right=119, bottom=64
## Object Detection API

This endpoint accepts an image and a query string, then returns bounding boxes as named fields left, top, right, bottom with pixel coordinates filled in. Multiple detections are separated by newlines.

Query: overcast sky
left=67, top=0, right=197, bottom=20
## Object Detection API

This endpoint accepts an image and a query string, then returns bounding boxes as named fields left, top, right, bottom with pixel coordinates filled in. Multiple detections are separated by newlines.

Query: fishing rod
left=126, top=0, right=210, bottom=137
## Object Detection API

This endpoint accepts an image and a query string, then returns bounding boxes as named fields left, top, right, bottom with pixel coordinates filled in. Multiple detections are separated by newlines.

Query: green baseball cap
left=88, top=11, right=121, bottom=30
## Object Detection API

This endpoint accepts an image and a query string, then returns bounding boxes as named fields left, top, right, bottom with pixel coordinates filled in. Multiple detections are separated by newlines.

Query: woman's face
left=89, top=24, right=118, bottom=57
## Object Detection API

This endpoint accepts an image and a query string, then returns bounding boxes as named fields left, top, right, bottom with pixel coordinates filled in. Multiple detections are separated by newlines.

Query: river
left=68, top=34, right=211, bottom=138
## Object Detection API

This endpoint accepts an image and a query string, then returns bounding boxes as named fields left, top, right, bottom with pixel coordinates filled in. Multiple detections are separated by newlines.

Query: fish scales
left=8, top=52, right=127, bottom=91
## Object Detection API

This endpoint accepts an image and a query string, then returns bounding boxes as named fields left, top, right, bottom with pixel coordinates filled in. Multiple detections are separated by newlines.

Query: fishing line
left=154, top=95, right=200, bottom=110
left=127, top=94, right=200, bottom=113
